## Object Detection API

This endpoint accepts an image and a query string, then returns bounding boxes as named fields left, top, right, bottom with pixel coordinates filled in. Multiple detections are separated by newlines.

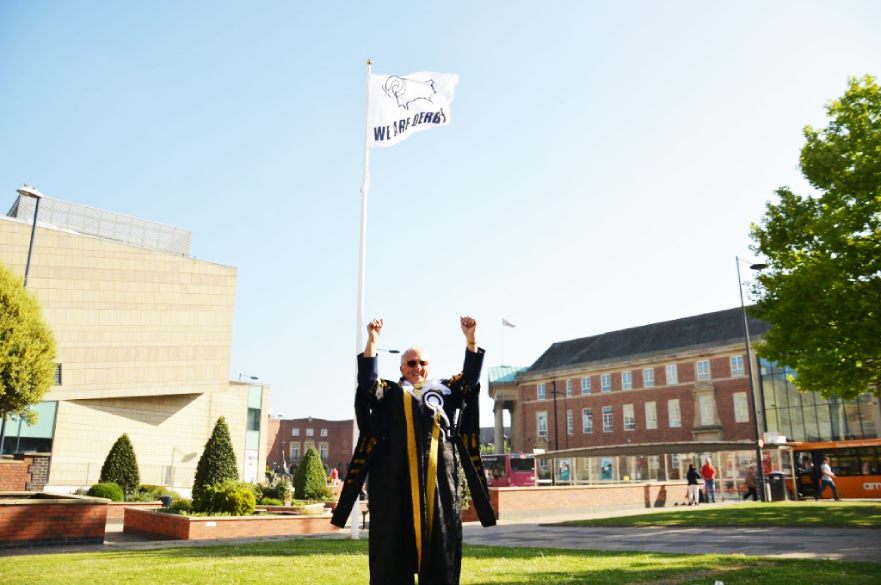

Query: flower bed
left=123, top=507, right=341, bottom=540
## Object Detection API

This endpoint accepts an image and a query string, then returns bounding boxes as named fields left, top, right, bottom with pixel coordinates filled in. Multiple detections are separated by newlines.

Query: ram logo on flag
left=368, top=71, right=458, bottom=148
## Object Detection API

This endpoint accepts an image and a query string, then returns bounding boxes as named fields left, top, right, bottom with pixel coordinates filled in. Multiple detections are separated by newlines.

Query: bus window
left=829, top=448, right=860, bottom=476
left=481, top=455, right=506, bottom=486
left=858, top=447, right=880, bottom=475
left=510, top=457, right=533, bottom=473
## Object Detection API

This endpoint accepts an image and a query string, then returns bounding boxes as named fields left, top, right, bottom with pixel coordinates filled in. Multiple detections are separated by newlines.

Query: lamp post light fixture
left=16, top=184, right=43, bottom=289
left=736, top=256, right=768, bottom=501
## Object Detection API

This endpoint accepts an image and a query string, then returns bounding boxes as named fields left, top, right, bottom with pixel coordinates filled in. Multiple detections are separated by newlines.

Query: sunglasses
left=404, top=360, right=429, bottom=368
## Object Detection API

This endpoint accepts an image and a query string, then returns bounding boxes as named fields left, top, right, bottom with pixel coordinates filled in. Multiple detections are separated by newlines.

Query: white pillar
left=494, top=403, right=504, bottom=454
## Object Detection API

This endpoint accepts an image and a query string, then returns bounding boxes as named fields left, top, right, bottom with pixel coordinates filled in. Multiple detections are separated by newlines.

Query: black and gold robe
left=332, top=348, right=492, bottom=585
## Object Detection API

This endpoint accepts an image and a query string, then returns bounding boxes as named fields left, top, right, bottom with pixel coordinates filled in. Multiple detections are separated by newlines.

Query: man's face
left=400, top=349, right=430, bottom=385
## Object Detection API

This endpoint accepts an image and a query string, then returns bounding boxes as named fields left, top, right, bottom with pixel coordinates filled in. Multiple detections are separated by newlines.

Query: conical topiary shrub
left=293, top=447, right=328, bottom=500
left=192, top=416, right=239, bottom=511
left=99, top=434, right=140, bottom=496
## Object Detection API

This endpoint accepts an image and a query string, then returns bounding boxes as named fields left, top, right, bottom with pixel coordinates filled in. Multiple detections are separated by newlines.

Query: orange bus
left=789, top=439, right=881, bottom=499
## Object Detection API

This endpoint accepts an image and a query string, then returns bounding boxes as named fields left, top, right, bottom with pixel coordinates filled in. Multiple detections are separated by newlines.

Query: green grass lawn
left=1, top=539, right=880, bottom=585
left=558, top=501, right=881, bottom=528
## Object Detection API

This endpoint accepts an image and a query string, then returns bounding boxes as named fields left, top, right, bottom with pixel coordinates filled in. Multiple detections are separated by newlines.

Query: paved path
left=3, top=506, right=879, bottom=563
left=462, top=523, right=881, bottom=563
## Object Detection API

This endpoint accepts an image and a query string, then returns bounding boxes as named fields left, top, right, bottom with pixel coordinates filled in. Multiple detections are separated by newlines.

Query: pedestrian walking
left=815, top=456, right=842, bottom=501
left=686, top=463, right=701, bottom=506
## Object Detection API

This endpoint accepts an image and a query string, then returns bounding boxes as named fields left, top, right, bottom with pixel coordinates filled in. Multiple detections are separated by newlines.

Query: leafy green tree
left=293, top=447, right=328, bottom=500
left=99, top=433, right=141, bottom=496
left=750, top=75, right=881, bottom=399
left=192, top=416, right=239, bottom=511
left=0, top=263, right=56, bottom=445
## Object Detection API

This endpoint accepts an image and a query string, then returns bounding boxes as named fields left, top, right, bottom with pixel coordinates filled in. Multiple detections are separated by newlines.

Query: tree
left=99, top=433, right=141, bottom=496
left=292, top=447, right=328, bottom=500
left=192, top=416, right=239, bottom=511
left=0, top=263, right=56, bottom=448
left=750, top=75, right=881, bottom=399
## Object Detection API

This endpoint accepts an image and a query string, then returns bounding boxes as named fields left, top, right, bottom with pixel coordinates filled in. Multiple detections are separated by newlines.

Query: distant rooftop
left=489, top=365, right=527, bottom=384
left=8, top=193, right=192, bottom=256
left=528, top=307, right=770, bottom=374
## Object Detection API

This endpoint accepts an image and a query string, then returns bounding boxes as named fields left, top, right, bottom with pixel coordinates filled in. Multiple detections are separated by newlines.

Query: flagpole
left=351, top=58, right=373, bottom=540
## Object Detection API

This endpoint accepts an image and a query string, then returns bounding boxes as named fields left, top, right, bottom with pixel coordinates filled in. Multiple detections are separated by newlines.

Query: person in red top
left=701, top=457, right=717, bottom=503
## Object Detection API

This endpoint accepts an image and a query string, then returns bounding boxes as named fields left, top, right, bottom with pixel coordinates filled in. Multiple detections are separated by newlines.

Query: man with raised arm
left=331, top=316, right=494, bottom=585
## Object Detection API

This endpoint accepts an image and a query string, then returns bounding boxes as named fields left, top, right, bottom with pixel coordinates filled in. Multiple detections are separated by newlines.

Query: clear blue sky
left=2, top=2, right=879, bottom=426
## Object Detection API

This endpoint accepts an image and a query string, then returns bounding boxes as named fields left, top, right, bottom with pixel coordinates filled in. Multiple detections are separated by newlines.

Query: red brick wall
left=124, top=507, right=341, bottom=540
left=0, top=454, right=50, bottom=491
left=105, top=502, right=162, bottom=521
left=492, top=482, right=683, bottom=514
left=0, top=497, right=107, bottom=547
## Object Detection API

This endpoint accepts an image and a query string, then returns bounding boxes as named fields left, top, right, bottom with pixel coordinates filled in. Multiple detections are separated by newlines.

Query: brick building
left=491, top=308, right=767, bottom=453
left=266, top=417, right=353, bottom=476
left=489, top=307, right=880, bottom=489
left=489, top=308, right=774, bottom=487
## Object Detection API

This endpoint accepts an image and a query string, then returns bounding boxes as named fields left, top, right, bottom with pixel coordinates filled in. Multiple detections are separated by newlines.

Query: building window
left=643, top=368, right=654, bottom=388
left=668, top=399, right=681, bottom=428
left=537, top=411, right=548, bottom=437
left=623, top=404, right=635, bottom=431
left=320, top=428, right=328, bottom=437
left=699, top=395, right=715, bottom=426
left=292, top=428, right=300, bottom=437
left=666, top=364, right=678, bottom=385
left=602, top=406, right=614, bottom=432
left=734, top=392, right=749, bottom=423
left=319, top=443, right=329, bottom=462
left=621, top=371, right=632, bottom=390
left=567, top=409, right=574, bottom=434
left=696, top=359, right=711, bottom=381
left=306, top=428, right=314, bottom=437
left=290, top=444, right=300, bottom=461
left=565, top=379, right=573, bottom=397
left=537, top=383, right=546, bottom=401
left=581, top=377, right=591, bottom=394
left=247, top=408, right=260, bottom=431
left=601, top=374, right=612, bottom=393
left=645, top=401, right=658, bottom=430
left=54, top=363, right=63, bottom=385
left=582, top=408, right=593, bottom=433
left=730, top=355, right=745, bottom=377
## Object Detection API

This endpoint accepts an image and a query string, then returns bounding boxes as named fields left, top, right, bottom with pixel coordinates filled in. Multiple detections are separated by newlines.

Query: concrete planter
left=0, top=492, right=108, bottom=549
left=124, top=507, right=341, bottom=540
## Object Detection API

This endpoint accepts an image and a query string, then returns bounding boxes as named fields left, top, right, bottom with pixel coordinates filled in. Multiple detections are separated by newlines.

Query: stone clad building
left=0, top=192, right=269, bottom=493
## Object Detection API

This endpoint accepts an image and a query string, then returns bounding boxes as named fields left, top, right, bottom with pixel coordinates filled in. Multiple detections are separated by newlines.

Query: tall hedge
left=293, top=447, right=327, bottom=500
left=99, top=434, right=140, bottom=495
left=192, top=416, right=238, bottom=511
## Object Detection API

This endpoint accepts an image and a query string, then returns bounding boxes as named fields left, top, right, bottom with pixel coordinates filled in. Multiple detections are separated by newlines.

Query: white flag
left=367, top=72, right=458, bottom=149
left=502, top=318, right=516, bottom=328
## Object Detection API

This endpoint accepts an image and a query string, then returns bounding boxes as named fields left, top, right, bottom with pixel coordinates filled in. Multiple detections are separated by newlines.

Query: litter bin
left=768, top=472, right=786, bottom=501
left=159, top=495, right=172, bottom=508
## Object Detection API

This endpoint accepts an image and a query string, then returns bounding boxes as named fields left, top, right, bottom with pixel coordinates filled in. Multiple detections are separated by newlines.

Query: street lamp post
left=17, top=184, right=43, bottom=289
left=736, top=256, right=768, bottom=502
left=1, top=185, right=44, bottom=455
